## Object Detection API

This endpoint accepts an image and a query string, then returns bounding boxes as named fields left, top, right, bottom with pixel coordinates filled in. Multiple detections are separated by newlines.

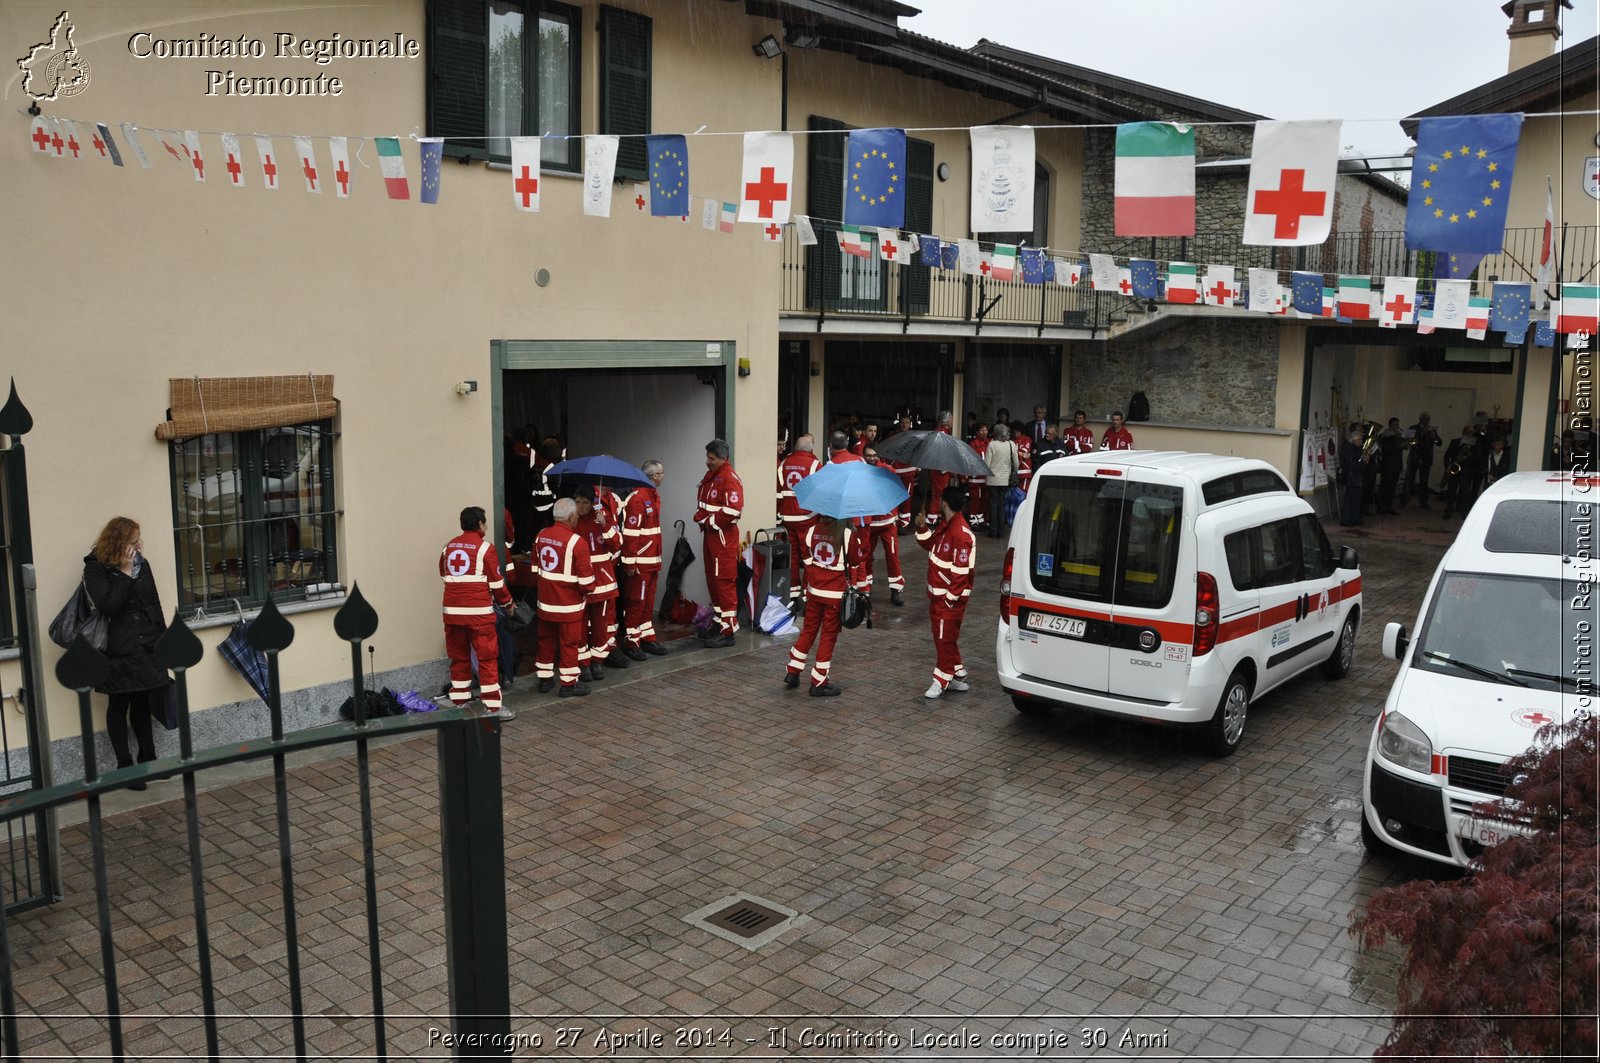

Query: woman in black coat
left=82, top=516, right=167, bottom=784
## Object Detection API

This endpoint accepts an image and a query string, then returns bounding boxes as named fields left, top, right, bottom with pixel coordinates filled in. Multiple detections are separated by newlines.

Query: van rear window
left=1484, top=499, right=1594, bottom=555
left=1201, top=470, right=1291, bottom=506
left=1029, top=478, right=1184, bottom=608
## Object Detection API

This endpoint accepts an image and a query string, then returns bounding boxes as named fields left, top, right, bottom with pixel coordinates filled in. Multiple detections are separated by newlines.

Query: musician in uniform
left=1376, top=418, right=1405, bottom=516
left=1338, top=424, right=1366, bottom=527
left=1400, top=412, right=1441, bottom=510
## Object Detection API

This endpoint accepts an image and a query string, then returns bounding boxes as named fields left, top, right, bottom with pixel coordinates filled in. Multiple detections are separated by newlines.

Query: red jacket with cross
left=620, top=487, right=663, bottom=570
left=439, top=530, right=513, bottom=627
left=694, top=463, right=744, bottom=545
left=532, top=523, right=594, bottom=621
left=915, top=513, right=977, bottom=608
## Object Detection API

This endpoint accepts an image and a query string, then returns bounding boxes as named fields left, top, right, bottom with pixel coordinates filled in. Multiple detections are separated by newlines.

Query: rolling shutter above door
left=600, top=6, right=651, bottom=181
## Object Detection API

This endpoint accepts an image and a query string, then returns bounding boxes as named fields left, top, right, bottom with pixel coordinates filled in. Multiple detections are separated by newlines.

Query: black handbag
left=49, top=581, right=108, bottom=652
left=505, top=598, right=535, bottom=631
left=840, top=586, right=872, bottom=630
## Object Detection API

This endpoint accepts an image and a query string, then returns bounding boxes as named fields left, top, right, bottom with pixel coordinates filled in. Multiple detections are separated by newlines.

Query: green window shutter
left=904, top=136, right=934, bottom=315
left=806, top=116, right=846, bottom=310
left=428, top=0, right=488, bottom=160
left=600, top=6, right=651, bottom=180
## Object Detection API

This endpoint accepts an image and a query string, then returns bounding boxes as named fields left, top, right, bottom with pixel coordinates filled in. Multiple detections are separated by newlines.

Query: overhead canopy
left=154, top=375, right=338, bottom=441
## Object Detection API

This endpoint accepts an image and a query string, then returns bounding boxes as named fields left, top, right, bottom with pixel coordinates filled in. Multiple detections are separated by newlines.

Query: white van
left=1363, top=471, right=1593, bottom=867
left=997, top=452, right=1363, bottom=755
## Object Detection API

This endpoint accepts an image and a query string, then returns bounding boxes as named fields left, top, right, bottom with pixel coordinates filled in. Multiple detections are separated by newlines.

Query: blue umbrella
left=544, top=454, right=653, bottom=490
left=792, top=461, right=909, bottom=519
left=217, top=619, right=271, bottom=704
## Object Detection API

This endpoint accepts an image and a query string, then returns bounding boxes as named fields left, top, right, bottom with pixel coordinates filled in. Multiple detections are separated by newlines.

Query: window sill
left=182, top=593, right=348, bottom=632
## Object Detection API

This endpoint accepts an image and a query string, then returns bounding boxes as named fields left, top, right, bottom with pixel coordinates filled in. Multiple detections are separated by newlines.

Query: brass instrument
left=1445, top=460, right=1462, bottom=479
left=1359, top=422, right=1379, bottom=465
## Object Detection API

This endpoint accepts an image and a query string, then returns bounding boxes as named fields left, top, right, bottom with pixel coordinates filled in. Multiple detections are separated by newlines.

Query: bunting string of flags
left=23, top=108, right=1597, bottom=342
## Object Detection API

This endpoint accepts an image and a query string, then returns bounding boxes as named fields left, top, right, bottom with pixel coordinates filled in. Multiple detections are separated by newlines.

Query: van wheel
left=1203, top=670, right=1251, bottom=756
left=1012, top=695, right=1050, bottom=717
left=1322, top=615, right=1358, bottom=679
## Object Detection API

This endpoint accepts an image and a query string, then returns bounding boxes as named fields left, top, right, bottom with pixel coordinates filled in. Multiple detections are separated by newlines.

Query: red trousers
left=930, top=600, right=968, bottom=689
left=622, top=566, right=660, bottom=646
left=704, top=532, right=740, bottom=634
left=583, top=597, right=617, bottom=661
left=781, top=519, right=812, bottom=600
left=445, top=622, right=502, bottom=710
left=535, top=617, right=585, bottom=687
left=865, top=524, right=903, bottom=592
left=787, top=595, right=841, bottom=687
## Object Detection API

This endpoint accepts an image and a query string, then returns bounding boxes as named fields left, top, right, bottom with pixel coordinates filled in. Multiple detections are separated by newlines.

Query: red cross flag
left=294, top=136, right=320, bottom=193
left=61, top=119, right=82, bottom=160
left=221, top=133, right=245, bottom=188
left=48, top=118, right=67, bottom=158
left=29, top=116, right=51, bottom=155
left=1243, top=120, right=1340, bottom=246
left=1202, top=265, right=1237, bottom=307
left=510, top=137, right=541, bottom=212
left=737, top=131, right=793, bottom=225
left=329, top=136, right=352, bottom=199
left=254, top=135, right=279, bottom=189
left=184, top=130, right=205, bottom=182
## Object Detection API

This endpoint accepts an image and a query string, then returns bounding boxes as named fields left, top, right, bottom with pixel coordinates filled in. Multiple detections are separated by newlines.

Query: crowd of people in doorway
left=1336, top=410, right=1517, bottom=527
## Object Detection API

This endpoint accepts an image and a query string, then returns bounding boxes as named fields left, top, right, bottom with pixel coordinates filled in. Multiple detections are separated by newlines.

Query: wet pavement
left=5, top=504, right=1466, bottom=1060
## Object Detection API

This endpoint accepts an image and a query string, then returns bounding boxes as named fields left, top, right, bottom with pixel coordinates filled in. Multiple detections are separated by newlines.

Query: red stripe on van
left=1011, top=597, right=1194, bottom=644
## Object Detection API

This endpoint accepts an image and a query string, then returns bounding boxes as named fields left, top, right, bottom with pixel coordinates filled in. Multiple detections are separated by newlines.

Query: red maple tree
left=1353, top=714, right=1598, bottom=1058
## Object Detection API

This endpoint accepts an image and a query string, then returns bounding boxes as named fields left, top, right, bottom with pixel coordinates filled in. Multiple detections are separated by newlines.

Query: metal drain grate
left=704, top=899, right=786, bottom=938
left=683, top=893, right=810, bottom=950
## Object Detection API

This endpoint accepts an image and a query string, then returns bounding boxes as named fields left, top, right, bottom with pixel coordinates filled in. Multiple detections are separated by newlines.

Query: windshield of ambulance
left=1028, top=477, right=1184, bottom=609
left=1413, top=571, right=1597, bottom=693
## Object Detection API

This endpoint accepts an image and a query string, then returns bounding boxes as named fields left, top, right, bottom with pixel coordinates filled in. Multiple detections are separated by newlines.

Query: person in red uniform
left=776, top=435, right=821, bottom=605
left=1015, top=430, right=1034, bottom=492
left=783, top=516, right=864, bottom=697
left=861, top=445, right=906, bottom=606
left=619, top=460, right=669, bottom=660
left=886, top=413, right=920, bottom=532
left=439, top=506, right=515, bottom=711
left=1101, top=411, right=1135, bottom=451
left=533, top=498, right=594, bottom=697
left=694, top=438, right=743, bottom=647
left=915, top=485, right=977, bottom=699
left=850, top=422, right=879, bottom=457
left=966, top=423, right=990, bottom=532
left=574, top=485, right=626, bottom=681
left=1065, top=410, right=1095, bottom=455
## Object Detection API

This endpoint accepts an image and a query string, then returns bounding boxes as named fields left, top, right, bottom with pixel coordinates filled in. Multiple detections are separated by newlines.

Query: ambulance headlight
left=1377, top=711, right=1432, bottom=774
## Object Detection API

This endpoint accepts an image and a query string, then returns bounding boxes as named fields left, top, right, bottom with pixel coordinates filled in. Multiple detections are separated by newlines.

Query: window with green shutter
left=805, top=116, right=846, bottom=310
left=904, top=136, right=934, bottom=314
left=600, top=6, right=652, bottom=180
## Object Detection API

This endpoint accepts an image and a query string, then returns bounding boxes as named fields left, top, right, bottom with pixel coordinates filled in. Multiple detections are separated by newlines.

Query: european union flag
left=1405, top=113, right=1523, bottom=253
left=920, top=236, right=942, bottom=267
left=419, top=138, right=442, bottom=204
left=1534, top=318, right=1555, bottom=347
left=1130, top=259, right=1160, bottom=299
left=843, top=128, right=906, bottom=229
left=1436, top=251, right=1485, bottom=281
left=1042, top=258, right=1056, bottom=283
left=1490, top=282, right=1531, bottom=342
left=940, top=243, right=960, bottom=270
left=1291, top=271, right=1323, bottom=315
left=646, top=134, right=689, bottom=217
left=1020, top=248, right=1046, bottom=284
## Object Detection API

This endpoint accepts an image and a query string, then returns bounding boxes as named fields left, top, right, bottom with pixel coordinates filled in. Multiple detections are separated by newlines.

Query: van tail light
left=1194, top=571, right=1219, bottom=656
left=1000, top=547, right=1015, bottom=619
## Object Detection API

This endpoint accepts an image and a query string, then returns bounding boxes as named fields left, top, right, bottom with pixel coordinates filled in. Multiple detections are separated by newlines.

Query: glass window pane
left=538, top=13, right=572, bottom=164
left=488, top=1, right=526, bottom=144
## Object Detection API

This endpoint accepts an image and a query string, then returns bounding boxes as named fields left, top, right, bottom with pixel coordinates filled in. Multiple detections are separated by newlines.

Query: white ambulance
left=1363, top=471, right=1594, bottom=867
left=997, top=452, right=1363, bottom=755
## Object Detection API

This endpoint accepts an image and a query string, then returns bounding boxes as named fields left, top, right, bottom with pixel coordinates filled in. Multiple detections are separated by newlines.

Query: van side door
left=1286, top=513, right=1342, bottom=674
left=1253, top=515, right=1315, bottom=691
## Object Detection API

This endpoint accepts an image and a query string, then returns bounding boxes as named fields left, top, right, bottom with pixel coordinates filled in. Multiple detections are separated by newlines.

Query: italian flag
left=1466, top=297, right=1492, bottom=340
left=1554, top=284, right=1599, bottom=335
left=990, top=244, right=1018, bottom=281
left=1166, top=262, right=1200, bottom=304
left=838, top=225, right=871, bottom=259
left=1114, top=122, right=1196, bottom=237
left=1336, top=276, right=1374, bottom=320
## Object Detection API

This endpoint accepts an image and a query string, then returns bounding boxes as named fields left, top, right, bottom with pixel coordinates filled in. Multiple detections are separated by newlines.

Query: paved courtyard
left=5, top=508, right=1459, bottom=1060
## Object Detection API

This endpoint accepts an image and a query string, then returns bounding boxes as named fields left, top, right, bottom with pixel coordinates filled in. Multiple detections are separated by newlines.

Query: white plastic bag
left=758, top=594, right=798, bottom=637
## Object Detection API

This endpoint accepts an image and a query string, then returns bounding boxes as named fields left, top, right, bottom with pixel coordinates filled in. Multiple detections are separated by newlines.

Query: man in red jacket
left=440, top=506, right=515, bottom=711
left=694, top=439, right=743, bottom=647
left=575, top=486, right=625, bottom=682
left=861, top=445, right=906, bottom=606
left=620, top=461, right=668, bottom=659
left=783, top=517, right=865, bottom=697
left=915, top=485, right=976, bottom=699
left=533, top=498, right=595, bottom=697
left=1064, top=410, right=1095, bottom=455
left=776, top=435, right=821, bottom=605
left=1101, top=411, right=1135, bottom=451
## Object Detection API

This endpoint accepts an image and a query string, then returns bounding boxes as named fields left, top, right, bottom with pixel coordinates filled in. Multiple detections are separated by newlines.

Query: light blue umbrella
left=792, top=460, right=909, bottom=519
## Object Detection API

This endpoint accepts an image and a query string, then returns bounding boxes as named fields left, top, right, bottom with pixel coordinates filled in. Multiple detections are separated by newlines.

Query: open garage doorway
left=823, top=340, right=953, bottom=433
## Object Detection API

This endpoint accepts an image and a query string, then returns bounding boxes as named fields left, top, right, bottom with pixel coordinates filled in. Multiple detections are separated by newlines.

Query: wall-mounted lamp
left=737, top=357, right=752, bottom=377
left=454, top=380, right=478, bottom=396
left=752, top=34, right=782, bottom=59
left=809, top=361, right=821, bottom=377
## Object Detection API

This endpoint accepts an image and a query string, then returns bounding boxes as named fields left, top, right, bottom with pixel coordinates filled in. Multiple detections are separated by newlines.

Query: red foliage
left=1353, top=714, right=1598, bottom=1059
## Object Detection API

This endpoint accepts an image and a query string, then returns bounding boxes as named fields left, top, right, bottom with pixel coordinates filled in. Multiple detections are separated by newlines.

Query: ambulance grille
left=1448, top=755, right=1511, bottom=797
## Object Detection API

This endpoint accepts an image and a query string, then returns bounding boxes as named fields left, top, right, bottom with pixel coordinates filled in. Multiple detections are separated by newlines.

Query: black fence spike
left=155, top=611, right=205, bottom=671
left=55, top=634, right=111, bottom=691
left=333, top=583, right=379, bottom=643
left=0, top=378, right=33, bottom=437
left=246, top=598, right=295, bottom=654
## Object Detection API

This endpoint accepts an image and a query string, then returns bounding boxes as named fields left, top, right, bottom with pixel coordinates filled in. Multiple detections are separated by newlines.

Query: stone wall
left=1067, top=316, right=1281, bottom=428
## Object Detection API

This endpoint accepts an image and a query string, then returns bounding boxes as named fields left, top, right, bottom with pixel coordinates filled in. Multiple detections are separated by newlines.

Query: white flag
left=328, top=136, right=352, bottom=198
left=294, top=136, right=320, bottom=193
left=1242, top=120, right=1340, bottom=246
left=1050, top=257, right=1076, bottom=286
left=510, top=137, right=541, bottom=212
left=582, top=135, right=620, bottom=217
left=700, top=198, right=718, bottom=230
left=970, top=125, right=1034, bottom=233
left=121, top=123, right=153, bottom=169
left=793, top=215, right=817, bottom=246
left=1535, top=175, right=1555, bottom=311
left=1202, top=265, right=1237, bottom=307
left=957, top=239, right=982, bottom=276
left=28, top=115, right=51, bottom=156
left=1379, top=277, right=1417, bottom=329
left=182, top=130, right=205, bottom=181
left=738, top=131, right=793, bottom=224
left=254, top=135, right=278, bottom=189
left=1089, top=253, right=1120, bottom=292
left=1247, top=268, right=1280, bottom=313
left=762, top=221, right=784, bottom=243
left=60, top=119, right=82, bottom=160
left=1432, top=279, right=1472, bottom=330
left=221, top=132, right=245, bottom=188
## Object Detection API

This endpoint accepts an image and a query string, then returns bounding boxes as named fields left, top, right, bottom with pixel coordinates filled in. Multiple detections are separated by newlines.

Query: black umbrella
left=876, top=430, right=991, bottom=478
left=657, top=519, right=696, bottom=624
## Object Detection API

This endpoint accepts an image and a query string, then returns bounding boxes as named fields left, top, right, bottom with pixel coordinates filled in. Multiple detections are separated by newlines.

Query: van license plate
left=1025, top=612, right=1086, bottom=638
left=1469, top=820, right=1506, bottom=849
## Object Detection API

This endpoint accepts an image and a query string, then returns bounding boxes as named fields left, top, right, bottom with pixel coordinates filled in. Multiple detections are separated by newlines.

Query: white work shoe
left=948, top=678, right=971, bottom=692
left=923, top=682, right=944, bottom=699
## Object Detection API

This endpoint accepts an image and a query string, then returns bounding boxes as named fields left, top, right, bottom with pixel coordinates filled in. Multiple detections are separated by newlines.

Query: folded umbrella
left=792, top=460, right=909, bottom=519
left=544, top=454, right=654, bottom=490
left=217, top=619, right=271, bottom=704
left=875, top=430, right=991, bottom=478
left=658, top=519, right=697, bottom=624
